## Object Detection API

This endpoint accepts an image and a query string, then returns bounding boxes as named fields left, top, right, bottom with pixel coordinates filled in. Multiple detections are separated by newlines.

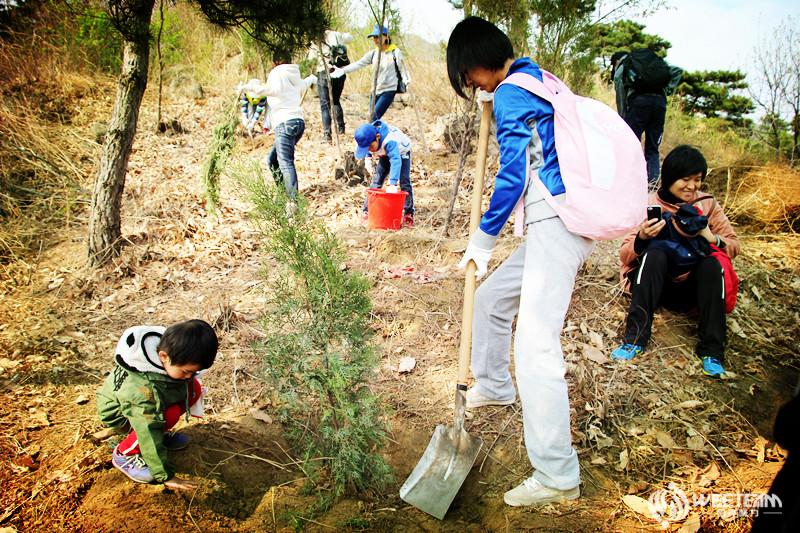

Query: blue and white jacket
left=473, top=58, right=564, bottom=250
left=371, top=121, right=412, bottom=186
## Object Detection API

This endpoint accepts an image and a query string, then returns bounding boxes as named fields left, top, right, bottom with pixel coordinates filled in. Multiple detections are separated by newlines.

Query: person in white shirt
left=307, top=30, right=353, bottom=142
left=262, top=50, right=317, bottom=199
left=331, top=25, right=410, bottom=121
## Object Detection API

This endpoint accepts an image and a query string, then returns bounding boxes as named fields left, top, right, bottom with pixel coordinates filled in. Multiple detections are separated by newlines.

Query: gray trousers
left=471, top=216, right=594, bottom=490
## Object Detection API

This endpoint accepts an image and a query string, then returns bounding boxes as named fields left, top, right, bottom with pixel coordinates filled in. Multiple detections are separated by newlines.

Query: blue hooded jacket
left=373, top=121, right=412, bottom=185
left=474, top=57, right=564, bottom=249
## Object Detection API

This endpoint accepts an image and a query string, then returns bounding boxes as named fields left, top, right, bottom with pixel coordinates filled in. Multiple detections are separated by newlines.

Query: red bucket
left=366, top=188, right=408, bottom=230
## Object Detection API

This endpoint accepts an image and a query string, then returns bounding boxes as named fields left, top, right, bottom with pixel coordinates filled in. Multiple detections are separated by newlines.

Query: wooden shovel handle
left=457, top=102, right=492, bottom=386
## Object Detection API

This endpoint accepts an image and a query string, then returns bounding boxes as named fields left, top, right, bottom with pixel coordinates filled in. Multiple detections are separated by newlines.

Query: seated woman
left=612, top=145, right=740, bottom=377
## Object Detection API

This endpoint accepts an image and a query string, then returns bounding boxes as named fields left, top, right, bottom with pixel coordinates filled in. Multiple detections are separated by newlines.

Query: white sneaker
left=503, top=476, right=579, bottom=507
left=285, top=201, right=297, bottom=219
left=465, top=387, right=515, bottom=409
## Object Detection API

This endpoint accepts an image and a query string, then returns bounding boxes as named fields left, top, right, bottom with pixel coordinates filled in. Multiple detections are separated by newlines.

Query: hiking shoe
left=701, top=356, right=725, bottom=377
left=504, top=476, right=579, bottom=507
left=402, top=213, right=414, bottom=228
left=112, top=445, right=154, bottom=483
left=163, top=432, right=190, bottom=451
left=611, top=343, right=644, bottom=361
left=465, top=387, right=515, bottom=409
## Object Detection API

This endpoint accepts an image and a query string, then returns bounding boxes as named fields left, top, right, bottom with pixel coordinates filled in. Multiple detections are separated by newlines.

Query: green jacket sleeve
left=666, top=64, right=683, bottom=96
left=121, top=383, right=172, bottom=482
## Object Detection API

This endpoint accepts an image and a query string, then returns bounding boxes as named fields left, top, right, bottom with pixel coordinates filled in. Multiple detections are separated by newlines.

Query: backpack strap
left=691, top=194, right=716, bottom=216
left=500, top=72, right=553, bottom=103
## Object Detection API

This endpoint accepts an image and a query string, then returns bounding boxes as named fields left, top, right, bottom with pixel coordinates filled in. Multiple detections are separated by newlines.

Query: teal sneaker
left=701, top=356, right=725, bottom=377
left=611, top=343, right=644, bottom=361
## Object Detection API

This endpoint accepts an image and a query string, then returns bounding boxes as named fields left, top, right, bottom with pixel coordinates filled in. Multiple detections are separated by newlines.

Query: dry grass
left=723, top=164, right=800, bottom=231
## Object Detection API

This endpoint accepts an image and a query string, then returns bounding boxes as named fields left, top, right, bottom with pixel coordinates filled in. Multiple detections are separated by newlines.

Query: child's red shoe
left=361, top=211, right=369, bottom=225
left=403, top=214, right=414, bottom=228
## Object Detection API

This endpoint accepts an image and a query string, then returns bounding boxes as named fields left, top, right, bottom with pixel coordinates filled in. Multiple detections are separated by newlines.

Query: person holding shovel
left=330, top=25, right=410, bottom=121
left=446, top=16, right=594, bottom=507
left=307, top=29, right=353, bottom=143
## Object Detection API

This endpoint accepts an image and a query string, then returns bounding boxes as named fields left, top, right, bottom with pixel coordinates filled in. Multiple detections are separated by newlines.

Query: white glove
left=386, top=184, right=399, bottom=194
left=458, top=240, right=493, bottom=280
left=304, top=74, right=317, bottom=85
left=476, top=89, right=494, bottom=103
left=330, top=66, right=345, bottom=79
left=363, top=157, right=374, bottom=175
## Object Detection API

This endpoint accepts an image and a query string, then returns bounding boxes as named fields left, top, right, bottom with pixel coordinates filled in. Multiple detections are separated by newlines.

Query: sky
left=352, top=0, right=799, bottom=83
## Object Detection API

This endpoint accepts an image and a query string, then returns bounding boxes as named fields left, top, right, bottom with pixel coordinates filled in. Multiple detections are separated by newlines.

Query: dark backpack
left=329, top=43, right=350, bottom=68
left=623, top=49, right=671, bottom=93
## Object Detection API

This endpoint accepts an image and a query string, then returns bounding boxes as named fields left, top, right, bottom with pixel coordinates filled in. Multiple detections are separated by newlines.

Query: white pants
left=471, top=217, right=594, bottom=490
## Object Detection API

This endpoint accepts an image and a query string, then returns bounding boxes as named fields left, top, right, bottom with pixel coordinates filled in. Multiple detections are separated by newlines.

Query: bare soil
left=1, top=79, right=799, bottom=533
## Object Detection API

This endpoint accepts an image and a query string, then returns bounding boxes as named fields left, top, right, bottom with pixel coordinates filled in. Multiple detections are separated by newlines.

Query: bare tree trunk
left=155, top=0, right=164, bottom=128
left=88, top=1, right=155, bottom=266
left=442, top=100, right=478, bottom=236
left=367, top=0, right=387, bottom=121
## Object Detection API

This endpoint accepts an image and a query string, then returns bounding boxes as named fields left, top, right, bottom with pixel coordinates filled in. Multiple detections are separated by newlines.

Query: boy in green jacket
left=96, top=319, right=218, bottom=489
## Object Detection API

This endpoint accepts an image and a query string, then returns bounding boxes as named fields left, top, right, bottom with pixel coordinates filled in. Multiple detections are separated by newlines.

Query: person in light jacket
left=262, top=49, right=317, bottom=201
left=612, top=145, right=740, bottom=377
left=330, top=25, right=410, bottom=121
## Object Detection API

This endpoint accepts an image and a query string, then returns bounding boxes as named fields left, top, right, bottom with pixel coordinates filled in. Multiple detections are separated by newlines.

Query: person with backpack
left=330, top=25, right=410, bottom=121
left=446, top=16, right=599, bottom=508
left=612, top=145, right=740, bottom=377
left=611, top=49, right=683, bottom=184
left=307, top=30, right=353, bottom=143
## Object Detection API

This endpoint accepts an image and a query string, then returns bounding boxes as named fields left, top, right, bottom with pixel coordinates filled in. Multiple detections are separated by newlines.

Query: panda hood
left=114, top=325, right=169, bottom=375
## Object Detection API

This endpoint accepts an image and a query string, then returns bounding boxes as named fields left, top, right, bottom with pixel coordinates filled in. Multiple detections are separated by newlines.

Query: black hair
left=272, top=48, right=292, bottom=64
left=446, top=16, right=514, bottom=99
left=660, top=144, right=708, bottom=192
left=158, top=319, right=218, bottom=369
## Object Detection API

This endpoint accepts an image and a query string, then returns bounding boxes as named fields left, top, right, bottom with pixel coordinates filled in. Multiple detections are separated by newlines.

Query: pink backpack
left=499, top=71, right=648, bottom=240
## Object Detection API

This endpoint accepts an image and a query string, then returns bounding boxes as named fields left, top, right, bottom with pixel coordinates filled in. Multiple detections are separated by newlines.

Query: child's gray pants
left=470, top=216, right=594, bottom=490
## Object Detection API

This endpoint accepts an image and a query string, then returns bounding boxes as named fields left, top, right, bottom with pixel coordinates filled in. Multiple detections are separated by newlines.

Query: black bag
left=392, top=51, right=406, bottom=93
left=623, top=49, right=671, bottom=93
left=329, top=43, right=350, bottom=68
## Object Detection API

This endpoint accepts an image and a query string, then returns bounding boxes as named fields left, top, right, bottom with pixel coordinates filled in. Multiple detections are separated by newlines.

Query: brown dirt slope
left=1, top=77, right=799, bottom=532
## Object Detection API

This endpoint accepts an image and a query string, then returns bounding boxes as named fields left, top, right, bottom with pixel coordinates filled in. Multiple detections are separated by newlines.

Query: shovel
left=399, top=100, right=493, bottom=520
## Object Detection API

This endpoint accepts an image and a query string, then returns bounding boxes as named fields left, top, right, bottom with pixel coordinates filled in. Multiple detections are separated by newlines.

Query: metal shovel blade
left=399, top=423, right=483, bottom=519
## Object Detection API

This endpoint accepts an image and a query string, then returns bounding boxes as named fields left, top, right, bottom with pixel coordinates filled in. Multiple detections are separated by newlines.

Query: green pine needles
left=200, top=94, right=238, bottom=212
left=236, top=163, right=392, bottom=503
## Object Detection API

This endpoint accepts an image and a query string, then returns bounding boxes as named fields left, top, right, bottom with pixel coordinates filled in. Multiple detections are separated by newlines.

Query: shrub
left=200, top=94, right=238, bottom=212
left=236, top=164, right=392, bottom=503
